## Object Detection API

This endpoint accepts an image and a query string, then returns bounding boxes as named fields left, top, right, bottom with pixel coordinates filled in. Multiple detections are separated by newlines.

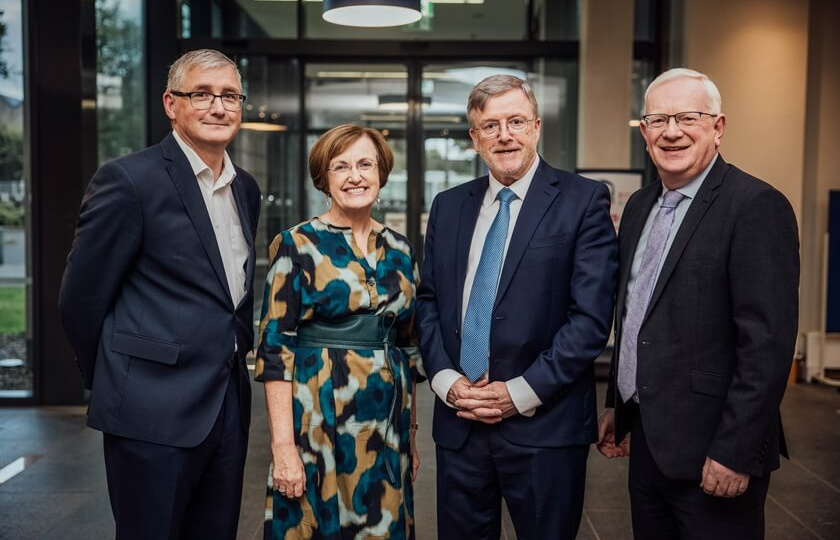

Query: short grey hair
left=643, top=68, right=722, bottom=115
left=166, top=49, right=242, bottom=93
left=467, top=74, right=539, bottom=127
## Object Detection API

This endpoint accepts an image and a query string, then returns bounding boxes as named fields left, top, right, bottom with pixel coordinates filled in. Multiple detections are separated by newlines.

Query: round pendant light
left=322, top=0, right=422, bottom=28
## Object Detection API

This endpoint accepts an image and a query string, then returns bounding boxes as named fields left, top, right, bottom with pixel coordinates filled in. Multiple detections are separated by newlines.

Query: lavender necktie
left=617, top=190, right=686, bottom=403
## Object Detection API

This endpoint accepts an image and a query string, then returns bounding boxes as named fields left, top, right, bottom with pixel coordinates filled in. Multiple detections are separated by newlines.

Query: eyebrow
left=189, top=84, right=241, bottom=94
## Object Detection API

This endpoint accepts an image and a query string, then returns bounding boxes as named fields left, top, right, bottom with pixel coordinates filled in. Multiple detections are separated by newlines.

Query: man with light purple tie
left=416, top=74, right=617, bottom=539
left=597, top=68, right=799, bottom=539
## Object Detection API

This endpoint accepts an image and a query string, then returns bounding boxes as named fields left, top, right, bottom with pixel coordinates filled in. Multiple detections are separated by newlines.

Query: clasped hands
left=448, top=376, right=518, bottom=423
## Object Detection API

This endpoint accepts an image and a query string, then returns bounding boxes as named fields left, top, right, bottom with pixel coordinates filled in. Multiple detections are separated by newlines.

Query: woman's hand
left=272, top=443, right=306, bottom=498
left=410, top=425, right=420, bottom=483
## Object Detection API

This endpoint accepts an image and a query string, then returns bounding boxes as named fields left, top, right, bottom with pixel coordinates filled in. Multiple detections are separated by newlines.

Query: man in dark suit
left=59, top=49, right=260, bottom=540
left=416, top=74, right=617, bottom=539
left=597, top=68, right=799, bottom=539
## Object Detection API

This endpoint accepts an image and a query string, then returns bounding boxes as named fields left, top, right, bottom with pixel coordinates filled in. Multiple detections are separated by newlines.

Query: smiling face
left=641, top=77, right=726, bottom=189
left=325, top=135, right=381, bottom=216
left=469, top=88, right=541, bottom=186
left=163, top=64, right=242, bottom=153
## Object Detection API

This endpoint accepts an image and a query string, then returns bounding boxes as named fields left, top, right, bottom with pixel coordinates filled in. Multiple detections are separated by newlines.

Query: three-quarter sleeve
left=255, top=231, right=303, bottom=382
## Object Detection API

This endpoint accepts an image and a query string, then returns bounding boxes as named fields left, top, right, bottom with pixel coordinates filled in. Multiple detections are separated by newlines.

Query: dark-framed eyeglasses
left=474, top=117, right=536, bottom=139
left=328, top=158, right=377, bottom=176
left=170, top=90, right=247, bottom=112
left=641, top=111, right=717, bottom=130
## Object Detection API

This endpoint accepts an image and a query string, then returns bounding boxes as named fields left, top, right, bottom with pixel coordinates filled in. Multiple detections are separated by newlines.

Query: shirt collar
left=172, top=130, right=236, bottom=188
left=662, top=153, right=718, bottom=201
left=486, top=155, right=540, bottom=203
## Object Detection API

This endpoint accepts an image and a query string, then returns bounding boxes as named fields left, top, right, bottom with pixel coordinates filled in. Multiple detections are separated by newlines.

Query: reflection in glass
left=0, top=0, right=29, bottom=397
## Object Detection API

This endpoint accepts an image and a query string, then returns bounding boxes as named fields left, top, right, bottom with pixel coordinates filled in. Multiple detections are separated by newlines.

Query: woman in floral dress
left=255, top=124, right=423, bottom=540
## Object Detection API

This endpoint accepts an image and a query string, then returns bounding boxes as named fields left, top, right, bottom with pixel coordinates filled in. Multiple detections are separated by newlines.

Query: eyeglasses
left=474, top=117, right=536, bottom=139
left=171, top=90, right=247, bottom=111
left=328, top=158, right=377, bottom=176
left=641, top=111, right=717, bottom=130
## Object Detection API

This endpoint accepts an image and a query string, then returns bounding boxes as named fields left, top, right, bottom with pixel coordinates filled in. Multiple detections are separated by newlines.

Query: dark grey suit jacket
left=59, top=134, right=261, bottom=447
left=606, top=156, right=799, bottom=479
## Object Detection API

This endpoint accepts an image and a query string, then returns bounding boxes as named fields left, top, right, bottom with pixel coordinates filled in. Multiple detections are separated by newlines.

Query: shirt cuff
left=506, top=376, right=542, bottom=417
left=431, top=369, right=463, bottom=409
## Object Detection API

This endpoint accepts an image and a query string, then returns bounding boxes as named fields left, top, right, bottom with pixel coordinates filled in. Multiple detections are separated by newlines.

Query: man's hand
left=596, top=408, right=630, bottom=458
left=446, top=375, right=481, bottom=407
left=454, top=381, right=517, bottom=423
left=700, top=457, right=750, bottom=497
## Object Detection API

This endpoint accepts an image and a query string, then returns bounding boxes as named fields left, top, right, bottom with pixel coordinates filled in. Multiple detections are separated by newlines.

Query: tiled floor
left=1, top=381, right=839, bottom=540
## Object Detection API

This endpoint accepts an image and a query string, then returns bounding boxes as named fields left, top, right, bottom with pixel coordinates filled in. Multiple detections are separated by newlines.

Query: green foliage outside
left=0, top=200, right=23, bottom=225
left=96, top=0, right=145, bottom=163
left=0, top=286, right=25, bottom=335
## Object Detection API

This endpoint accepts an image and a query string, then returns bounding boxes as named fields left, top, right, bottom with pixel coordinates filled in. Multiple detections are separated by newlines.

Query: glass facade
left=0, top=0, right=28, bottom=397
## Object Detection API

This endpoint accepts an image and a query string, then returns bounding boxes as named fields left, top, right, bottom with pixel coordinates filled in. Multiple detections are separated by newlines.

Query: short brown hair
left=309, top=125, right=394, bottom=195
left=467, top=74, right=539, bottom=127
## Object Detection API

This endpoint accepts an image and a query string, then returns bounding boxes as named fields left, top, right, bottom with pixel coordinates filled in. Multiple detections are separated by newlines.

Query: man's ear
left=162, top=92, right=177, bottom=121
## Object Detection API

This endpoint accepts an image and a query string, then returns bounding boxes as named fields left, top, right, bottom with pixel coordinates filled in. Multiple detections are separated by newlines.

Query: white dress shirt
left=172, top=131, right=249, bottom=308
left=431, top=156, right=543, bottom=416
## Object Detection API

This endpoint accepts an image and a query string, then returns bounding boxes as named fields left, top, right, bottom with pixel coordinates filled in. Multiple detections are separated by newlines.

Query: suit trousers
left=436, top=421, right=588, bottom=540
left=103, top=368, right=248, bottom=540
left=628, top=404, right=770, bottom=540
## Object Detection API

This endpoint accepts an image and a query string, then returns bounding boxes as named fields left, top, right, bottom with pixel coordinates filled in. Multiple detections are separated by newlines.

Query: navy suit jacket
left=416, top=159, right=617, bottom=450
left=59, top=133, right=261, bottom=448
left=605, top=156, right=799, bottom=479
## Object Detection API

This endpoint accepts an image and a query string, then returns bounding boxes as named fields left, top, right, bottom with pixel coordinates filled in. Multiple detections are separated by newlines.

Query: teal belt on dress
left=296, top=313, right=397, bottom=349
left=296, top=313, right=403, bottom=485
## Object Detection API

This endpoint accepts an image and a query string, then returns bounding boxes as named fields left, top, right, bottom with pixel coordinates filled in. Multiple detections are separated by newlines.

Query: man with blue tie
left=416, top=74, right=618, bottom=539
left=597, top=68, right=799, bottom=539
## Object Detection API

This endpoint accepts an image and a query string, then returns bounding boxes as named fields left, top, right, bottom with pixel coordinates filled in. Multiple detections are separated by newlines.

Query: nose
left=209, top=95, right=227, bottom=114
left=497, top=121, right=513, bottom=141
left=663, top=116, right=683, bottom=137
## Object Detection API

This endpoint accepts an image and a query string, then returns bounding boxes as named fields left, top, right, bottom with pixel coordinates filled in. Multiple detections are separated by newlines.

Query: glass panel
left=96, top=0, right=146, bottom=164
left=304, top=0, right=527, bottom=41
left=0, top=0, right=29, bottom=397
left=304, top=63, right=408, bottom=233
left=227, top=56, right=302, bottom=316
left=532, top=0, right=578, bottom=40
left=421, top=60, right=578, bottom=226
left=179, top=0, right=298, bottom=39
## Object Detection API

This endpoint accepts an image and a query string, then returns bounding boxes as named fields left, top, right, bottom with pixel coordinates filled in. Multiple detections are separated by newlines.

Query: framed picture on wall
left=576, top=169, right=644, bottom=232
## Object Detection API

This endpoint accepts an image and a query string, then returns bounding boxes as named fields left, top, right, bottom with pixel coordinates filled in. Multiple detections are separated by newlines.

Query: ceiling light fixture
left=322, top=0, right=422, bottom=27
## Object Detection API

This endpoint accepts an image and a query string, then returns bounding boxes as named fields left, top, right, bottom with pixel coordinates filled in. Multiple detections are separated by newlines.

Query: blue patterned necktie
left=460, top=187, right=517, bottom=382
left=617, top=190, right=686, bottom=403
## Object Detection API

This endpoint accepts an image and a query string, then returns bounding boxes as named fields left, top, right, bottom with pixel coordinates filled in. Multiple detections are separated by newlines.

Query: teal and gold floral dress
left=255, top=217, right=423, bottom=540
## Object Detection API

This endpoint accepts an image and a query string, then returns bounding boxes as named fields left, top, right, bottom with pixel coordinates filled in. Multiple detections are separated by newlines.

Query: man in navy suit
left=416, top=74, right=617, bottom=539
left=59, top=49, right=260, bottom=540
left=597, top=68, right=799, bottom=539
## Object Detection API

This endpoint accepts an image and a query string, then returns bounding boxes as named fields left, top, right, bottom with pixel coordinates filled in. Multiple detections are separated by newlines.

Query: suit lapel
left=162, top=134, right=232, bottom=303
left=493, top=162, right=560, bottom=310
left=643, top=157, right=727, bottom=321
left=455, top=178, right=487, bottom=326
left=232, top=175, right=256, bottom=309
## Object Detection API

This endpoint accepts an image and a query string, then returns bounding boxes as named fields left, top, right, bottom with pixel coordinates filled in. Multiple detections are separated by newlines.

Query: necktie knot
left=497, top=187, right=517, bottom=206
left=661, top=190, right=685, bottom=209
